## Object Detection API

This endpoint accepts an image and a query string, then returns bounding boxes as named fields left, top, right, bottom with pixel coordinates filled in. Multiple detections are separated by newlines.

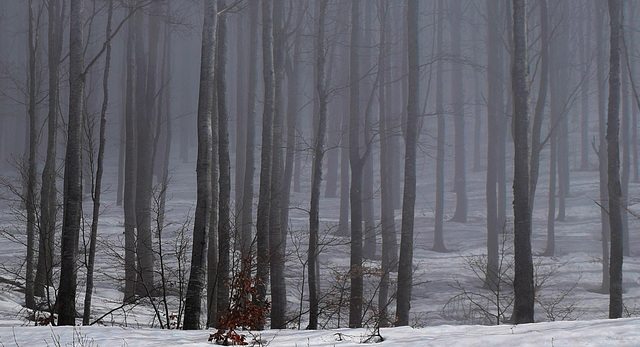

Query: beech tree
left=396, top=0, right=418, bottom=327
left=511, top=0, right=534, bottom=324
left=606, top=0, right=623, bottom=319
left=183, top=0, right=216, bottom=330
left=57, top=0, right=85, bottom=326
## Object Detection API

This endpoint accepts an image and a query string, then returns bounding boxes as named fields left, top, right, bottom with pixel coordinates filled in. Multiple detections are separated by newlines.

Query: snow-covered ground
left=1, top=139, right=640, bottom=345
left=0, top=317, right=638, bottom=346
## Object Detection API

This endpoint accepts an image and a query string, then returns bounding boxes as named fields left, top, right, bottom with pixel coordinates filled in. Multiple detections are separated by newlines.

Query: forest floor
left=1, top=146, right=640, bottom=345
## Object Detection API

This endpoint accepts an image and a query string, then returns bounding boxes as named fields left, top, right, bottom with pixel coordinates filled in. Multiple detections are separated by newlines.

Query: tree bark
left=449, top=0, right=467, bottom=223
left=36, top=0, right=64, bottom=299
left=183, top=0, right=216, bottom=330
left=255, top=0, right=274, bottom=324
left=433, top=0, right=446, bottom=253
left=308, top=0, right=329, bottom=330
left=83, top=0, right=113, bottom=325
left=511, top=0, right=535, bottom=324
left=123, top=8, right=137, bottom=303
left=485, top=0, right=503, bottom=291
left=24, top=0, right=39, bottom=310
left=216, top=0, right=231, bottom=325
left=58, top=0, right=85, bottom=325
left=606, top=0, right=623, bottom=319
left=396, top=0, right=419, bottom=327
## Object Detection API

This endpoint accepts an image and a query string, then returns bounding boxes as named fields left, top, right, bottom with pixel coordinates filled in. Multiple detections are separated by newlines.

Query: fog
left=0, top=0, right=638, bottom=339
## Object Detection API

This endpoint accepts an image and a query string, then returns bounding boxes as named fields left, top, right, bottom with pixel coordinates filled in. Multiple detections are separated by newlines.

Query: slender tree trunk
left=255, top=0, right=274, bottom=324
left=216, top=0, right=231, bottom=324
left=607, top=0, right=623, bottom=319
left=596, top=0, right=610, bottom=294
left=620, top=22, right=630, bottom=258
left=433, top=0, right=446, bottom=252
left=36, top=0, right=64, bottom=299
left=268, top=0, right=287, bottom=329
left=134, top=10, right=154, bottom=296
left=58, top=0, right=85, bottom=325
left=183, top=0, right=216, bottom=330
left=234, top=5, right=247, bottom=232
left=240, top=0, right=259, bottom=282
left=511, top=0, right=534, bottom=324
left=580, top=5, right=591, bottom=171
left=123, top=9, right=137, bottom=303
left=82, top=0, right=113, bottom=325
left=308, top=1, right=329, bottom=330
left=485, top=0, right=503, bottom=290
left=396, top=0, right=419, bottom=326
left=348, top=0, right=365, bottom=328
left=24, top=0, right=39, bottom=310
left=449, top=0, right=467, bottom=223
left=377, top=1, right=396, bottom=326
left=529, top=0, right=549, bottom=212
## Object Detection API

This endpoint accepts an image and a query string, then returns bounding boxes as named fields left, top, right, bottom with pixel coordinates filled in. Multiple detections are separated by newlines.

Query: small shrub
left=210, top=262, right=270, bottom=345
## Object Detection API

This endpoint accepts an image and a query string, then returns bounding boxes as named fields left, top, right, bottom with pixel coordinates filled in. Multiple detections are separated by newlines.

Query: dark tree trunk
left=240, top=0, right=259, bottom=281
left=58, top=0, right=85, bottom=325
left=24, top=0, right=39, bottom=310
left=255, top=0, right=274, bottom=323
left=348, top=0, right=365, bottom=329
left=606, top=0, right=623, bottom=319
left=396, top=0, right=419, bottom=327
left=485, top=0, right=503, bottom=290
left=377, top=0, right=397, bottom=326
left=36, top=0, right=64, bottom=299
left=183, top=0, right=216, bottom=330
left=83, top=0, right=113, bottom=325
left=269, top=0, right=287, bottom=329
left=433, top=0, right=446, bottom=252
left=216, top=0, right=231, bottom=324
left=123, top=9, right=137, bottom=304
left=511, top=0, right=535, bottom=324
left=449, top=0, right=467, bottom=223
left=308, top=0, right=329, bottom=330
left=234, top=4, right=247, bottom=232
left=134, top=10, right=155, bottom=296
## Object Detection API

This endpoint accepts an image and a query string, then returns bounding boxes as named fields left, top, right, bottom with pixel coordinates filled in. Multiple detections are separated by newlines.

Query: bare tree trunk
left=620, top=20, right=630, bottom=257
left=580, top=5, right=591, bottom=171
left=184, top=0, right=216, bottom=330
left=308, top=0, right=329, bottom=330
left=433, top=0, right=447, bottom=253
left=240, top=0, right=259, bottom=278
left=123, top=9, right=137, bottom=303
left=377, top=0, right=396, bottom=326
left=255, top=0, right=274, bottom=324
left=485, top=0, right=503, bottom=290
left=269, top=0, right=287, bottom=329
left=24, top=0, right=39, bottom=310
left=511, top=0, right=534, bottom=324
left=216, top=0, right=231, bottom=324
left=36, top=0, right=64, bottom=299
left=396, top=0, right=418, bottom=327
left=134, top=9, right=155, bottom=296
left=529, top=0, right=549, bottom=212
left=607, top=0, right=623, bottom=319
left=595, top=0, right=610, bottom=294
left=348, top=0, right=365, bottom=329
left=449, top=0, right=467, bottom=223
left=234, top=5, right=247, bottom=232
left=83, top=0, right=113, bottom=325
left=58, top=0, right=85, bottom=325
